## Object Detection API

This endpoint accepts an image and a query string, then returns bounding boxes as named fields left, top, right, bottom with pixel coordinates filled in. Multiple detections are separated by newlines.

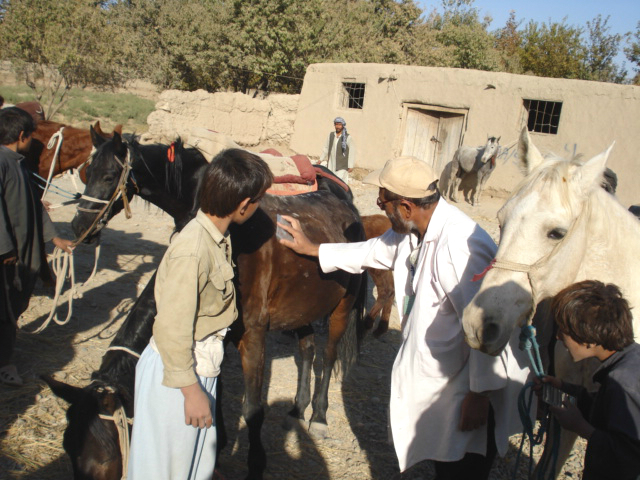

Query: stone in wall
left=145, top=89, right=299, bottom=148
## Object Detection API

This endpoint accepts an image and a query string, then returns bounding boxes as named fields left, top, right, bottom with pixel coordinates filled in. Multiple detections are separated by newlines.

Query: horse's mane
left=513, top=154, right=592, bottom=214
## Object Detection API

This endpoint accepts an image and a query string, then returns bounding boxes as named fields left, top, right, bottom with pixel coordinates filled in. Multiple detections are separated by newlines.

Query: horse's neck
left=581, top=192, right=640, bottom=331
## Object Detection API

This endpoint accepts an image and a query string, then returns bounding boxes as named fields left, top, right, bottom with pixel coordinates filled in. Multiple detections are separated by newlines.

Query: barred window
left=342, top=82, right=365, bottom=109
left=524, top=99, right=562, bottom=134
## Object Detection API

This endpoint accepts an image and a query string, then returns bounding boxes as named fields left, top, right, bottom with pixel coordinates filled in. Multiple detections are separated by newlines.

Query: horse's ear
left=114, top=124, right=123, bottom=135
left=90, top=125, right=107, bottom=148
left=112, top=131, right=127, bottom=157
left=41, top=375, right=83, bottom=404
left=497, top=136, right=501, bottom=143
left=518, top=127, right=545, bottom=174
left=574, top=142, right=615, bottom=191
left=93, top=121, right=105, bottom=137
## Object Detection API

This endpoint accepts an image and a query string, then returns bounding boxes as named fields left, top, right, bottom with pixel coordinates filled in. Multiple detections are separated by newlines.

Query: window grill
left=342, top=82, right=365, bottom=109
left=524, top=99, right=562, bottom=134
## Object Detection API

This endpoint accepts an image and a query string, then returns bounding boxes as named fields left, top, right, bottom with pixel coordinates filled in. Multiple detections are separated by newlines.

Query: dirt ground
left=0, top=172, right=587, bottom=480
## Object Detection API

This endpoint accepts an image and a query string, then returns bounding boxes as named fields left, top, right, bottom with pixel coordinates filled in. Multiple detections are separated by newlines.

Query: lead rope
left=99, top=406, right=133, bottom=480
left=41, top=127, right=65, bottom=200
left=97, top=346, right=141, bottom=480
left=33, top=150, right=133, bottom=333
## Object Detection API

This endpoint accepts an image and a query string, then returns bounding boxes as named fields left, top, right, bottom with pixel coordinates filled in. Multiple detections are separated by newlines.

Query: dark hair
left=382, top=181, right=441, bottom=208
left=0, top=107, right=36, bottom=145
left=551, top=280, right=634, bottom=351
left=198, top=148, right=273, bottom=217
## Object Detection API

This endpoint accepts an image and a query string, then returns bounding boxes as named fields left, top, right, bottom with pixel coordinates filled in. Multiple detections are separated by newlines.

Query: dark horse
left=48, top=130, right=365, bottom=480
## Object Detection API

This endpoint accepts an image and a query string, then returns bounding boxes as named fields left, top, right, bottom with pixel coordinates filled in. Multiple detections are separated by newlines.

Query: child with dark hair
left=539, top=280, right=640, bottom=480
left=0, top=108, right=73, bottom=386
left=127, top=148, right=272, bottom=480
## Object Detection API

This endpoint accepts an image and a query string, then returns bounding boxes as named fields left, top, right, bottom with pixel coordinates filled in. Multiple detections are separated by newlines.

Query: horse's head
left=462, top=128, right=614, bottom=355
left=480, top=135, right=501, bottom=164
left=71, top=131, right=136, bottom=243
left=43, top=376, right=131, bottom=480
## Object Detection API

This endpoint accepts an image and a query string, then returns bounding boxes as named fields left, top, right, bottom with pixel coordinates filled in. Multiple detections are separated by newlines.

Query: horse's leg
left=371, top=269, right=394, bottom=338
left=285, top=325, right=315, bottom=427
left=473, top=169, right=490, bottom=206
left=449, top=162, right=461, bottom=203
left=239, top=326, right=268, bottom=480
left=308, top=295, right=356, bottom=438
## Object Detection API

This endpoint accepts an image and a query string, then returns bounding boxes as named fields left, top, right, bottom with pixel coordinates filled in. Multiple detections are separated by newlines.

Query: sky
left=418, top=0, right=640, bottom=68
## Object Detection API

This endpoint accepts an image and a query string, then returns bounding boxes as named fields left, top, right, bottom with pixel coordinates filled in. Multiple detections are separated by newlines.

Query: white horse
left=448, top=135, right=501, bottom=206
left=462, top=127, right=640, bottom=477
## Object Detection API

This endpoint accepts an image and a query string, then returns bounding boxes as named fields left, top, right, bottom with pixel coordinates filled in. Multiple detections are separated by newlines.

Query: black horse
left=49, top=131, right=366, bottom=480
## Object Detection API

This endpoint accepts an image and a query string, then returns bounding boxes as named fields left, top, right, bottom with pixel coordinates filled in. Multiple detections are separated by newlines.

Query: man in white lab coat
left=278, top=156, right=531, bottom=479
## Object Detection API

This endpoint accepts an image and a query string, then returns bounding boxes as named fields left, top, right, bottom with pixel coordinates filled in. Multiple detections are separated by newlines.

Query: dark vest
left=328, top=132, right=350, bottom=172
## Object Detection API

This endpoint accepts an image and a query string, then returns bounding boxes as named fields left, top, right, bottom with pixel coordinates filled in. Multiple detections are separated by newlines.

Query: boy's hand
left=181, top=382, right=213, bottom=429
left=533, top=375, right=562, bottom=398
left=52, top=237, right=74, bottom=254
left=277, top=215, right=320, bottom=257
left=550, top=400, right=595, bottom=439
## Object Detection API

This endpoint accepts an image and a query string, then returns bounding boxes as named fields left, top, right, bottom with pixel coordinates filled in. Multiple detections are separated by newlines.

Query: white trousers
left=127, top=344, right=218, bottom=480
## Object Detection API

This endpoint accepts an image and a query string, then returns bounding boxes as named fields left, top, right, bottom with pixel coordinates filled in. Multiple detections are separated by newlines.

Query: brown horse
left=361, top=215, right=395, bottom=337
left=60, top=134, right=366, bottom=480
left=23, top=120, right=122, bottom=185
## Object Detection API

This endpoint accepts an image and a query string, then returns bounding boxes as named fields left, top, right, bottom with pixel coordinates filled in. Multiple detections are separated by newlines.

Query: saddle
left=186, top=128, right=347, bottom=196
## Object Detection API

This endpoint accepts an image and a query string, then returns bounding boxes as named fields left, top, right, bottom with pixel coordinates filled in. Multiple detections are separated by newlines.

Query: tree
left=519, top=19, right=586, bottom=79
left=0, top=0, right=127, bottom=118
left=425, top=0, right=501, bottom=71
left=494, top=11, right=523, bottom=74
left=583, top=15, right=626, bottom=83
left=624, top=21, right=640, bottom=85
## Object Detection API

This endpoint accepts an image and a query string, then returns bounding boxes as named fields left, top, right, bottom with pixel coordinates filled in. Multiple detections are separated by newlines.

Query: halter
left=96, top=346, right=141, bottom=480
left=74, top=146, right=138, bottom=246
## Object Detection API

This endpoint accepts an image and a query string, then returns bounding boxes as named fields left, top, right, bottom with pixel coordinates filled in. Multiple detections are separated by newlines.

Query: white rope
left=41, top=127, right=65, bottom=200
left=31, top=247, right=78, bottom=334
left=106, top=345, right=141, bottom=359
left=99, top=405, right=133, bottom=480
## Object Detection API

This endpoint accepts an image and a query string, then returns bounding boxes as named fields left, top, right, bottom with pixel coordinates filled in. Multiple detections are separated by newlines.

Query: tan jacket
left=153, top=210, right=237, bottom=388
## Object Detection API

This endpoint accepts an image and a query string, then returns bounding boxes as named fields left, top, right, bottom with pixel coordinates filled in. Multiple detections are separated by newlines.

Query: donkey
left=448, top=136, right=501, bottom=206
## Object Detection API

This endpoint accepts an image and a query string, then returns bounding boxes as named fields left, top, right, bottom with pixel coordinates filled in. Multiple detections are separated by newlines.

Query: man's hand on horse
left=277, top=215, right=320, bottom=257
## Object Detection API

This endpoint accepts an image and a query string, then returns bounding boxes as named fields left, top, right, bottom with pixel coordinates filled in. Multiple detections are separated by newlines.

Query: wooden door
left=401, top=107, right=465, bottom=177
left=401, top=109, right=439, bottom=165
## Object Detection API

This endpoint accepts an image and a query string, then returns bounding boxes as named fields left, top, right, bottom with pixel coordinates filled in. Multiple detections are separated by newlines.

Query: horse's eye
left=547, top=228, right=567, bottom=240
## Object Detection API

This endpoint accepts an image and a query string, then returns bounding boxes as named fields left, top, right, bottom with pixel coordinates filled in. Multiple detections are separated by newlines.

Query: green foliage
left=583, top=15, right=626, bottom=83
left=0, top=84, right=154, bottom=130
left=519, top=19, right=586, bottom=79
left=0, top=0, right=631, bottom=96
left=624, top=22, right=640, bottom=85
left=0, top=0, right=127, bottom=118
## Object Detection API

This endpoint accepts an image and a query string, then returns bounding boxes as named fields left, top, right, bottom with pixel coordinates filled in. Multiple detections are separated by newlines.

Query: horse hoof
left=373, top=322, right=389, bottom=338
left=282, top=415, right=305, bottom=431
left=308, top=421, right=328, bottom=439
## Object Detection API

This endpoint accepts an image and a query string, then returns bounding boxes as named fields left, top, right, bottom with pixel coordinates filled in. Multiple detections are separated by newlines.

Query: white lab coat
left=319, top=199, right=531, bottom=470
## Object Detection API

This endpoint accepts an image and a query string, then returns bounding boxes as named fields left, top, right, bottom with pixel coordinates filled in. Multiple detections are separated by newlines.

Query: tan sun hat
left=363, top=156, right=438, bottom=198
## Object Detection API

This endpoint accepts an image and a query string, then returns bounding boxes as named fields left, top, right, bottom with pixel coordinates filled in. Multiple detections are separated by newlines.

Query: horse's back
left=232, top=191, right=363, bottom=327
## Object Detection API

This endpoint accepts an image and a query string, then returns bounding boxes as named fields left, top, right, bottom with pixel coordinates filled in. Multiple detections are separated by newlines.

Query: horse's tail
left=334, top=269, right=368, bottom=382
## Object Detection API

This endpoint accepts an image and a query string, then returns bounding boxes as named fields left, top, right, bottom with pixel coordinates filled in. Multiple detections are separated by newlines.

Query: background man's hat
left=334, top=117, right=346, bottom=125
left=363, top=156, right=438, bottom=198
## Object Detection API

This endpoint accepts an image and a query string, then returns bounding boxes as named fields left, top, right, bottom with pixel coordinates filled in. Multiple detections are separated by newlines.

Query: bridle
left=74, top=145, right=139, bottom=246
left=95, top=346, right=141, bottom=480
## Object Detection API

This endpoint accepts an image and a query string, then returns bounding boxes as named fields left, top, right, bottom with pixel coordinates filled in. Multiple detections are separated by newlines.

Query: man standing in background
left=319, top=117, right=355, bottom=183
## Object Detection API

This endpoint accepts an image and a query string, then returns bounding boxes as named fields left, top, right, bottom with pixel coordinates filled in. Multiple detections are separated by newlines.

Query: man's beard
left=387, top=206, right=416, bottom=235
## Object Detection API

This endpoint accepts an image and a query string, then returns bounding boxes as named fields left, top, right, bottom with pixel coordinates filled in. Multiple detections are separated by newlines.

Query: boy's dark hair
left=382, top=182, right=440, bottom=208
left=0, top=107, right=36, bottom=145
left=198, top=148, right=273, bottom=217
left=551, top=280, right=634, bottom=351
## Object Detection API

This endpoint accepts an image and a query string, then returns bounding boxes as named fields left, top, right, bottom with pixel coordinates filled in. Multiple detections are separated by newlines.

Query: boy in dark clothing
left=539, top=280, right=640, bottom=480
left=0, top=107, right=73, bottom=386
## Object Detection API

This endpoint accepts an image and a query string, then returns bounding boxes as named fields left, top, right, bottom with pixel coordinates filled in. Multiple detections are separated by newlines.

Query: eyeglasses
left=376, top=197, right=395, bottom=210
